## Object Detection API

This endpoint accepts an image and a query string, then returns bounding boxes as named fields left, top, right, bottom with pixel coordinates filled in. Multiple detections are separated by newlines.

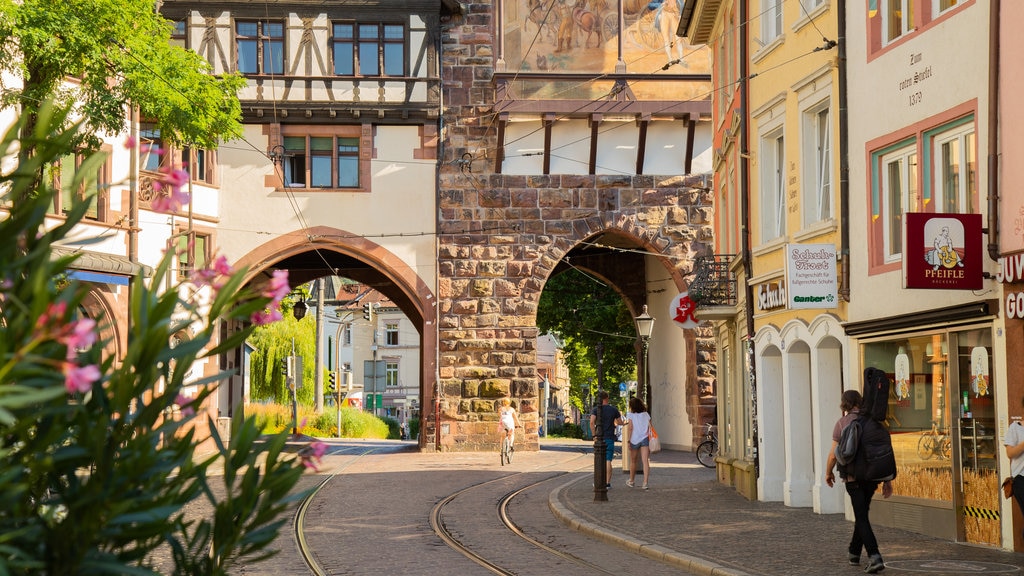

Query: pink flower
left=63, top=318, right=97, bottom=359
left=124, top=135, right=137, bottom=149
left=175, top=394, right=197, bottom=417
left=300, top=441, right=329, bottom=471
left=266, top=269, right=290, bottom=301
left=250, top=308, right=283, bottom=326
left=193, top=255, right=233, bottom=287
left=36, top=301, right=68, bottom=330
left=159, top=165, right=189, bottom=188
left=150, top=186, right=191, bottom=213
left=64, top=363, right=100, bottom=394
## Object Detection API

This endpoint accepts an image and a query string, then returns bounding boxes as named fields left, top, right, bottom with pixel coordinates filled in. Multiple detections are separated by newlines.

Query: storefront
left=848, top=302, right=1001, bottom=546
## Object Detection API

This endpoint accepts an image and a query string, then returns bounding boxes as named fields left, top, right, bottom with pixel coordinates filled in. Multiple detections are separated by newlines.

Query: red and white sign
left=670, top=292, right=699, bottom=329
left=904, top=213, right=982, bottom=290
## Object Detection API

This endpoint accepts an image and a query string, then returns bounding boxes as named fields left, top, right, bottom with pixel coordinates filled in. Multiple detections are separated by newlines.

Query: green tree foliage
left=0, top=0, right=244, bottom=151
left=247, top=309, right=318, bottom=406
left=0, top=104, right=312, bottom=575
left=537, top=268, right=638, bottom=411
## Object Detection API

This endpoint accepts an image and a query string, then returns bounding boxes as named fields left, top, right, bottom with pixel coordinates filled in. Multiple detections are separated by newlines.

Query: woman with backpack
left=825, top=388, right=892, bottom=574
left=1004, top=395, right=1024, bottom=541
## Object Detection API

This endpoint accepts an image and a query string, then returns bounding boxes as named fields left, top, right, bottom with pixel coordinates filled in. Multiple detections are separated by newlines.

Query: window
left=761, top=0, right=783, bottom=44
left=932, top=124, right=975, bottom=214
left=176, top=231, right=210, bottom=279
left=140, top=123, right=165, bottom=172
left=333, top=22, right=405, bottom=76
left=170, top=20, right=186, bottom=49
left=385, top=322, right=399, bottom=346
left=53, top=149, right=109, bottom=221
left=183, top=147, right=214, bottom=185
left=802, top=105, right=832, bottom=227
left=385, top=361, right=399, bottom=387
left=279, top=129, right=362, bottom=189
left=760, top=130, right=785, bottom=242
left=934, top=0, right=961, bottom=15
left=344, top=324, right=352, bottom=346
left=882, top=0, right=913, bottom=44
left=236, top=20, right=284, bottom=75
left=880, top=145, right=917, bottom=262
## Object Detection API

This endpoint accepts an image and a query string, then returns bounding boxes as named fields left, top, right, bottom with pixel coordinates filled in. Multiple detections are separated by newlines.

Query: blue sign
left=619, top=382, right=627, bottom=392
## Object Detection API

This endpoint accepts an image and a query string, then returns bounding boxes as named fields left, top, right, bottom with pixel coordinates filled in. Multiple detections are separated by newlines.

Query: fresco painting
left=503, top=0, right=710, bottom=100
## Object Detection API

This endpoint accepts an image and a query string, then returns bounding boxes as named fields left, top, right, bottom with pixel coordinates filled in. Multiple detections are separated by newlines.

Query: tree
left=0, top=104, right=319, bottom=575
left=0, top=0, right=244, bottom=159
left=537, top=268, right=638, bottom=410
left=247, top=310, right=318, bottom=407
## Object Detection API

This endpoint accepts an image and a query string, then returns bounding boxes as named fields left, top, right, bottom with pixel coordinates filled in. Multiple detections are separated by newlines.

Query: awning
left=51, top=246, right=153, bottom=279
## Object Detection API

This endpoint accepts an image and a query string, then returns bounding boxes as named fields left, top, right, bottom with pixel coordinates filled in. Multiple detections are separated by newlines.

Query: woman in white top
left=625, top=396, right=652, bottom=489
left=1004, top=395, right=1024, bottom=541
left=498, top=397, right=520, bottom=443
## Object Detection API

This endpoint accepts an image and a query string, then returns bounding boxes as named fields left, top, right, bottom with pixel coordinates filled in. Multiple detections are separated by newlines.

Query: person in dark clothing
left=825, top=389, right=891, bottom=574
left=589, top=390, right=623, bottom=488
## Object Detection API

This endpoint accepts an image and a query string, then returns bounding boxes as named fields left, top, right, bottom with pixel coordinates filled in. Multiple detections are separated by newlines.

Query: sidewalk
left=550, top=448, right=1024, bottom=576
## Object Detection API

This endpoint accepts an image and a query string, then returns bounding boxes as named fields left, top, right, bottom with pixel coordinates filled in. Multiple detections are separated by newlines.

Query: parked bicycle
left=917, top=420, right=951, bottom=460
left=696, top=423, right=718, bottom=468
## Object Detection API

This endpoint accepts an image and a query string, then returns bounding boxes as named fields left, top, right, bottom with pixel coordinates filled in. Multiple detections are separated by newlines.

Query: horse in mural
left=526, top=0, right=560, bottom=44
left=572, top=0, right=603, bottom=49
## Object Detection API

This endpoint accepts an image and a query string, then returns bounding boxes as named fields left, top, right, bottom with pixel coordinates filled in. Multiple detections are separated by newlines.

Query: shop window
left=236, top=20, right=284, bottom=75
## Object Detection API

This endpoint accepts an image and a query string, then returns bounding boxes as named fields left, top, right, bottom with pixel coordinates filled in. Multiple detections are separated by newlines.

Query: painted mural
left=503, top=0, right=710, bottom=100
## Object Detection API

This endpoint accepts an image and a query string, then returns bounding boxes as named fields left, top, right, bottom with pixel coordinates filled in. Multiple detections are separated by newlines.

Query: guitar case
left=862, top=367, right=891, bottom=422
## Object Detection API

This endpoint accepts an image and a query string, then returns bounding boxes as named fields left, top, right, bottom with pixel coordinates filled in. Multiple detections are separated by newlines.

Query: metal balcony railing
left=689, top=254, right=737, bottom=307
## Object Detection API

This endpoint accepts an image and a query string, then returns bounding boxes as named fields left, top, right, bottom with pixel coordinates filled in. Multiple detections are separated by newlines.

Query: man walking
left=590, top=391, right=623, bottom=488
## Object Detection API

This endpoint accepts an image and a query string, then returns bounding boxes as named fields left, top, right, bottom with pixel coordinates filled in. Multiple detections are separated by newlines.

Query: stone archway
left=224, top=226, right=438, bottom=448
left=436, top=172, right=714, bottom=451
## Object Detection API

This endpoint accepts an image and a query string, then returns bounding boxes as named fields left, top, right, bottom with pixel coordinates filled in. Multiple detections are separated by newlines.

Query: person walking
left=1004, top=395, right=1024, bottom=541
left=590, top=390, right=623, bottom=488
left=624, top=396, right=651, bottom=489
left=825, top=389, right=891, bottom=574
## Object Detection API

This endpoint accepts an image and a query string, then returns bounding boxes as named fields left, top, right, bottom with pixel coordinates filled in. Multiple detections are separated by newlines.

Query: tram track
left=428, top=452, right=629, bottom=576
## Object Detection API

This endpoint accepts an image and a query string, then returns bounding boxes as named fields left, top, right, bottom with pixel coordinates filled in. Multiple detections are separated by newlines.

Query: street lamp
left=593, top=341, right=607, bottom=502
left=634, top=304, right=654, bottom=410
left=292, top=298, right=308, bottom=320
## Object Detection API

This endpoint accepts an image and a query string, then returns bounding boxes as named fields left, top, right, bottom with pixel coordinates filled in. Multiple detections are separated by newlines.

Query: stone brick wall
left=432, top=2, right=717, bottom=451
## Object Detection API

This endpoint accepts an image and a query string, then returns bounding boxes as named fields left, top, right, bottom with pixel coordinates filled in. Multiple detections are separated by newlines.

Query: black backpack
left=834, top=417, right=861, bottom=477
left=853, top=416, right=897, bottom=483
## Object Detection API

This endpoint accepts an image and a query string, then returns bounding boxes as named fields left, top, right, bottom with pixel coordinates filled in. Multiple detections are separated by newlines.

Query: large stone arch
left=436, top=172, right=715, bottom=451
left=224, top=226, right=437, bottom=449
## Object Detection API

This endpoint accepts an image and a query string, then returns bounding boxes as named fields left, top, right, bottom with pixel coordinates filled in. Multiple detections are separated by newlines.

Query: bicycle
left=917, top=420, right=951, bottom=460
left=500, top=428, right=516, bottom=466
left=696, top=423, right=718, bottom=468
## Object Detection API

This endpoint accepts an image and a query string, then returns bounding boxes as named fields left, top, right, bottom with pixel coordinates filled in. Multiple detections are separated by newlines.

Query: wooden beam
left=495, top=115, right=506, bottom=174
left=589, top=114, right=601, bottom=175
left=685, top=116, right=696, bottom=175
left=543, top=113, right=554, bottom=175
left=636, top=119, right=649, bottom=175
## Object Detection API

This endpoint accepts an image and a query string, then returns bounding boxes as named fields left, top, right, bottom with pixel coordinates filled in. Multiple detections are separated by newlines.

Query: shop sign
left=784, top=243, right=838, bottom=309
left=670, top=291, right=699, bottom=329
left=904, top=213, right=982, bottom=290
left=998, top=252, right=1024, bottom=319
left=756, top=281, right=786, bottom=312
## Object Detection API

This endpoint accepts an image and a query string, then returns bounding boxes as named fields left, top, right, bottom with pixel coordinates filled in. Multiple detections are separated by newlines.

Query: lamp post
left=290, top=296, right=307, bottom=436
left=593, top=341, right=607, bottom=502
left=634, top=305, right=654, bottom=410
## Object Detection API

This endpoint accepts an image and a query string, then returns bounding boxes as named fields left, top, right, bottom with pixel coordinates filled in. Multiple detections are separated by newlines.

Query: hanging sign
left=670, top=291, right=699, bottom=329
left=784, top=243, right=838, bottom=309
left=904, top=213, right=982, bottom=289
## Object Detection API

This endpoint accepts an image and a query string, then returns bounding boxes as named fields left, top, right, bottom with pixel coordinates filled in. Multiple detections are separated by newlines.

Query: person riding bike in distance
left=499, top=397, right=521, bottom=443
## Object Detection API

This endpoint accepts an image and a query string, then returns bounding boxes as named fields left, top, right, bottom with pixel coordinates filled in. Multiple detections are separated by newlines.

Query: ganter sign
left=784, top=243, right=838, bottom=310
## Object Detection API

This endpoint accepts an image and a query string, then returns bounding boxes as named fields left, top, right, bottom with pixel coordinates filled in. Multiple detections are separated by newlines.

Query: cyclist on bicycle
left=499, top=397, right=520, bottom=443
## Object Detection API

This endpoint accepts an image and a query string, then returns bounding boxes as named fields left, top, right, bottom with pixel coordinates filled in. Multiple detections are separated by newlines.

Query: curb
left=547, top=475, right=752, bottom=576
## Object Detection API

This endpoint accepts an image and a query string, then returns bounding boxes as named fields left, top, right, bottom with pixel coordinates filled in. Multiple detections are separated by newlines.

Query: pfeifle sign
left=784, top=243, right=837, bottom=309
left=904, top=213, right=982, bottom=290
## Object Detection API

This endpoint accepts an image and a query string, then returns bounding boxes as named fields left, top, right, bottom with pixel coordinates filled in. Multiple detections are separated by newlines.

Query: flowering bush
left=0, top=103, right=314, bottom=574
